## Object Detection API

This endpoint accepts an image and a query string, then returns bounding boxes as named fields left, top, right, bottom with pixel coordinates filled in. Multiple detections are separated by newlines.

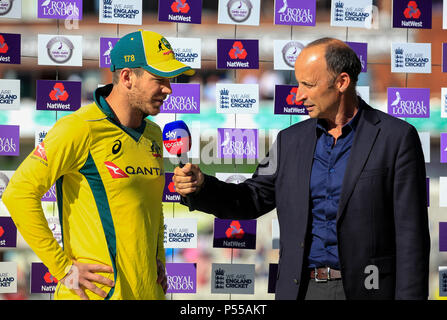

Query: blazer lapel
left=337, top=104, right=381, bottom=222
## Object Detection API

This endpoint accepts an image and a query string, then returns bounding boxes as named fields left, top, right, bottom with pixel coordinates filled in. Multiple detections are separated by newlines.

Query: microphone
left=162, top=120, right=193, bottom=208
left=162, top=120, right=191, bottom=168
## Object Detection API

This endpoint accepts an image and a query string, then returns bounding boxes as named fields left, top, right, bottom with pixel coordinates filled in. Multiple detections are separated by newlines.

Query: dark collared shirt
left=308, top=106, right=362, bottom=269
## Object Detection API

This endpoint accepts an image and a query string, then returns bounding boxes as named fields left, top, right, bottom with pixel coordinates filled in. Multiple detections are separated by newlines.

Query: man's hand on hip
left=60, top=260, right=114, bottom=300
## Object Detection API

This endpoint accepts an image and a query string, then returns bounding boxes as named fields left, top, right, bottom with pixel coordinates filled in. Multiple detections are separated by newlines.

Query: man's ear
left=337, top=72, right=351, bottom=93
left=120, top=68, right=132, bottom=89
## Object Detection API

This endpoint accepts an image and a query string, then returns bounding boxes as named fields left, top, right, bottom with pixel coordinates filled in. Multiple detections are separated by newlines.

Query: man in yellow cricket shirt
left=3, top=30, right=194, bottom=300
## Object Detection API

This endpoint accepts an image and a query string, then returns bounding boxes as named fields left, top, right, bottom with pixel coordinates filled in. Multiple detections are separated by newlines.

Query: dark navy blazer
left=182, top=98, right=430, bottom=300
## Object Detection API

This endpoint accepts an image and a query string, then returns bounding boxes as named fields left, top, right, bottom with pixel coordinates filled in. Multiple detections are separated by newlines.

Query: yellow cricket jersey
left=3, top=84, right=166, bottom=300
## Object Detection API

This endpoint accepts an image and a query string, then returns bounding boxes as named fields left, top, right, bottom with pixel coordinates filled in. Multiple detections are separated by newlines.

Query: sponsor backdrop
left=0, top=0, right=446, bottom=301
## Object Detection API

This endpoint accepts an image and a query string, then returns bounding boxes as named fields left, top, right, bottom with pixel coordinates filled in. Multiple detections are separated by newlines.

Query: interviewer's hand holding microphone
left=162, top=120, right=204, bottom=197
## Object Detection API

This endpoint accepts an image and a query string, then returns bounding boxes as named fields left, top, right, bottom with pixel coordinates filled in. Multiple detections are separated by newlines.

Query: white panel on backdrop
left=38, top=34, right=83, bottom=67
left=391, top=42, right=431, bottom=74
left=0, top=79, right=20, bottom=110
left=418, top=131, right=430, bottom=163
left=215, top=172, right=251, bottom=184
left=216, top=83, right=259, bottom=114
left=0, top=171, right=14, bottom=217
left=99, top=0, right=142, bottom=25
left=442, top=88, right=447, bottom=118
left=164, top=218, right=197, bottom=249
left=0, top=0, right=21, bottom=19
left=34, top=126, right=52, bottom=147
left=444, top=0, right=447, bottom=29
left=218, top=0, right=260, bottom=26
left=330, top=0, right=373, bottom=29
left=211, top=263, right=255, bottom=294
left=0, top=262, right=17, bottom=293
left=356, top=86, right=370, bottom=104
left=166, top=37, right=202, bottom=69
left=273, top=40, right=309, bottom=71
left=440, top=177, right=447, bottom=207
left=272, top=219, right=279, bottom=249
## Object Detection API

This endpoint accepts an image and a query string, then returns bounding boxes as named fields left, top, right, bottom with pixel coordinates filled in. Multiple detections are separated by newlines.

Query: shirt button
left=294, top=279, right=299, bottom=284
left=329, top=168, right=335, bottom=173
left=327, top=195, right=333, bottom=200
left=300, top=242, right=304, bottom=248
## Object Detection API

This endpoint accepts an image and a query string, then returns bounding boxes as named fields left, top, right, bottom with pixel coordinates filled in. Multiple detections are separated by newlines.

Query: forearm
left=181, top=174, right=272, bottom=220
left=3, top=182, right=72, bottom=280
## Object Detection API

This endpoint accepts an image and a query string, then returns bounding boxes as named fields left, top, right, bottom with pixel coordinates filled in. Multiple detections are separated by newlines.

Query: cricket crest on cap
left=158, top=37, right=173, bottom=53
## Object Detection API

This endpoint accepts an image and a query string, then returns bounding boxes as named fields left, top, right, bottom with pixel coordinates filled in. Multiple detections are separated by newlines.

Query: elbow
left=2, top=184, right=16, bottom=216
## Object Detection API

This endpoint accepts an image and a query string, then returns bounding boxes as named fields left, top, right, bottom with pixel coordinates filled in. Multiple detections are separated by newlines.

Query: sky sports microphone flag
left=162, top=120, right=191, bottom=165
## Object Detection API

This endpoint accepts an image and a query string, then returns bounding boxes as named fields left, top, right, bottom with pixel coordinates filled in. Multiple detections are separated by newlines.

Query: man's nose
left=163, top=80, right=172, bottom=95
left=295, top=86, right=306, bottom=104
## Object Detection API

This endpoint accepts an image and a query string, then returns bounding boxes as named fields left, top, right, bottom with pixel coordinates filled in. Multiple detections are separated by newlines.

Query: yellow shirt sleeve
left=3, top=113, right=91, bottom=280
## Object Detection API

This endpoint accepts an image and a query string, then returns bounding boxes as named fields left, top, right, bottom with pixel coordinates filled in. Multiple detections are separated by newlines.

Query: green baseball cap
left=110, top=29, right=195, bottom=78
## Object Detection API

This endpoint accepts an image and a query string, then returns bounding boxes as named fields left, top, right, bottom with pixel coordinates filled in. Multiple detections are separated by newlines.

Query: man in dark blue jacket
left=173, top=38, right=430, bottom=300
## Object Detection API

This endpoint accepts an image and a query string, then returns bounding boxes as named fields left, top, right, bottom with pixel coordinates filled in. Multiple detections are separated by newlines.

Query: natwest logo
left=168, top=181, right=176, bottom=193
left=404, top=1, right=421, bottom=19
left=104, top=161, right=129, bottom=179
left=43, top=272, right=58, bottom=284
left=286, top=87, right=303, bottom=106
left=0, top=35, right=8, bottom=54
left=229, top=41, right=247, bottom=60
left=171, top=0, right=190, bottom=13
left=225, top=220, right=245, bottom=239
left=49, top=82, right=69, bottom=101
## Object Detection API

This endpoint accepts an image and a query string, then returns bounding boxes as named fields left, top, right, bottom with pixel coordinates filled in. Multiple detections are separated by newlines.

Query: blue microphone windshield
left=162, top=120, right=192, bottom=156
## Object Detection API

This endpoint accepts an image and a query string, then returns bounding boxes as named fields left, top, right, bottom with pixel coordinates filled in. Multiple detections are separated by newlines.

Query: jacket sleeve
left=393, top=125, right=430, bottom=299
left=2, top=114, right=91, bottom=280
left=181, top=132, right=281, bottom=220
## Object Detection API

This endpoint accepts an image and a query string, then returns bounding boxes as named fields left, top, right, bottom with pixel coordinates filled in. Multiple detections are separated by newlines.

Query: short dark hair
left=305, top=37, right=362, bottom=85
left=112, top=67, right=145, bottom=85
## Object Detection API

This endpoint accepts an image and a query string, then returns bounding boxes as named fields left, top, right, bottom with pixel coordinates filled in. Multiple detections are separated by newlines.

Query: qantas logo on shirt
left=104, top=161, right=129, bottom=178
left=33, top=142, right=48, bottom=161
left=105, top=161, right=164, bottom=178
